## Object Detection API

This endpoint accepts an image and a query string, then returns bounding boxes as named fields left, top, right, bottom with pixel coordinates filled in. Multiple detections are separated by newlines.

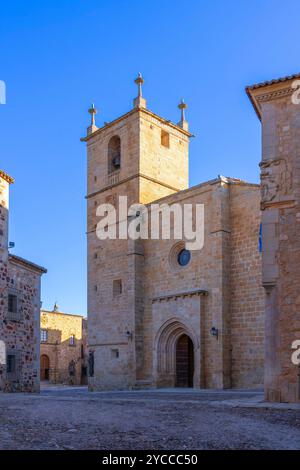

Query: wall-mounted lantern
left=126, top=331, right=133, bottom=341
left=210, top=327, right=219, bottom=339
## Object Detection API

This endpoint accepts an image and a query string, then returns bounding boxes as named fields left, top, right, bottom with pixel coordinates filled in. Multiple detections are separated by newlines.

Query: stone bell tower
left=247, top=73, right=300, bottom=403
left=0, top=170, right=14, bottom=389
left=82, top=75, right=192, bottom=390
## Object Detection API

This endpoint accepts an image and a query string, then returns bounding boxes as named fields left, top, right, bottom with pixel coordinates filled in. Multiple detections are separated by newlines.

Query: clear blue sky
left=1, top=0, right=299, bottom=315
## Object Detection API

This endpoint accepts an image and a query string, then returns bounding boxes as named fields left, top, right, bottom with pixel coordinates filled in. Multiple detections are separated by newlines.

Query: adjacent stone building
left=40, top=305, right=88, bottom=385
left=0, top=170, right=46, bottom=392
left=247, top=73, right=300, bottom=403
left=82, top=76, right=265, bottom=391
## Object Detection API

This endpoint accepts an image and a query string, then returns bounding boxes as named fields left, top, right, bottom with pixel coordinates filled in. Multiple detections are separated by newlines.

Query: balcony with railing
left=108, top=170, right=120, bottom=186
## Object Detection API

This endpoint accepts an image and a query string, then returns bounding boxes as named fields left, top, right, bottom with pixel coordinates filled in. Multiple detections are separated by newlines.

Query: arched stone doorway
left=176, top=334, right=194, bottom=387
left=154, top=318, right=200, bottom=388
left=40, top=354, right=50, bottom=381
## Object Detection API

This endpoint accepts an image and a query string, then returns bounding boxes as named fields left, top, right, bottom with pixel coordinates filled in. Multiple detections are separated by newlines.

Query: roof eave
left=9, top=254, right=47, bottom=274
left=245, top=86, right=262, bottom=121
left=0, top=170, right=14, bottom=184
left=246, top=72, right=300, bottom=121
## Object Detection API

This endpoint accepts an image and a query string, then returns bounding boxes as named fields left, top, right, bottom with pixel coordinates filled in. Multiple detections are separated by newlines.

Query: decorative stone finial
left=133, top=73, right=147, bottom=109
left=135, top=73, right=144, bottom=97
left=87, top=103, right=98, bottom=135
left=53, top=301, right=59, bottom=312
left=177, top=98, right=188, bottom=130
left=88, top=103, right=97, bottom=125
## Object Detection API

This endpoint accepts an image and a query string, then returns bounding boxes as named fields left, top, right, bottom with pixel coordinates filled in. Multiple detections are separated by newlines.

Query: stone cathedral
left=82, top=75, right=265, bottom=391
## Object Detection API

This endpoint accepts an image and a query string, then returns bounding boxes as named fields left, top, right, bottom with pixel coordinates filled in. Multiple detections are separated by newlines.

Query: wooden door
left=40, top=354, right=50, bottom=381
left=176, top=335, right=194, bottom=387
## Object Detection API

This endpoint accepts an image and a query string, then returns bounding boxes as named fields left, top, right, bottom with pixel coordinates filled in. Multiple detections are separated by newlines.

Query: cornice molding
left=246, top=74, right=300, bottom=120
left=152, top=288, right=208, bottom=303
left=86, top=172, right=181, bottom=199
left=256, top=86, right=294, bottom=104
left=81, top=106, right=193, bottom=143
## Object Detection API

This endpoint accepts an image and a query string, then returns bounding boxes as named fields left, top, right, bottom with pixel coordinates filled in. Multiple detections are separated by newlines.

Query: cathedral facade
left=82, top=78, right=264, bottom=391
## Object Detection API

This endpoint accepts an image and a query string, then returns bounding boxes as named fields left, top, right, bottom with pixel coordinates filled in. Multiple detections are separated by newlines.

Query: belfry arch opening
left=108, top=135, right=121, bottom=174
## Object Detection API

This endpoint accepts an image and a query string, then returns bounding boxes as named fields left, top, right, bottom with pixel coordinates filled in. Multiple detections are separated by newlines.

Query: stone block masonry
left=0, top=171, right=46, bottom=393
left=40, top=308, right=87, bottom=386
left=247, top=73, right=300, bottom=403
left=82, top=77, right=265, bottom=392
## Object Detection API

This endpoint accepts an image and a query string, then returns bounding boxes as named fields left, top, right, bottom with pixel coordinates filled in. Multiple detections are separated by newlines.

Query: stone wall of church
left=230, top=184, right=264, bottom=388
left=141, top=179, right=257, bottom=389
left=85, top=98, right=265, bottom=391
left=86, top=106, right=193, bottom=391
left=87, top=111, right=140, bottom=198
left=87, top=175, right=264, bottom=390
left=139, top=111, right=189, bottom=203
left=88, top=235, right=137, bottom=391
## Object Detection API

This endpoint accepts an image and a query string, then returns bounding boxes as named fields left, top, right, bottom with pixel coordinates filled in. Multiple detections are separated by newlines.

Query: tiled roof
left=246, top=72, right=300, bottom=91
left=0, top=170, right=14, bottom=184
left=9, top=254, right=47, bottom=274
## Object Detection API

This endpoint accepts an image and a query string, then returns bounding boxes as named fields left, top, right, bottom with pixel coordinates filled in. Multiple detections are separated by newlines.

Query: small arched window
left=108, top=135, right=121, bottom=174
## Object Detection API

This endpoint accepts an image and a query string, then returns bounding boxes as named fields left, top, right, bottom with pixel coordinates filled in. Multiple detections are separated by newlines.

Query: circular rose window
left=177, top=249, right=191, bottom=267
left=169, top=242, right=191, bottom=270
